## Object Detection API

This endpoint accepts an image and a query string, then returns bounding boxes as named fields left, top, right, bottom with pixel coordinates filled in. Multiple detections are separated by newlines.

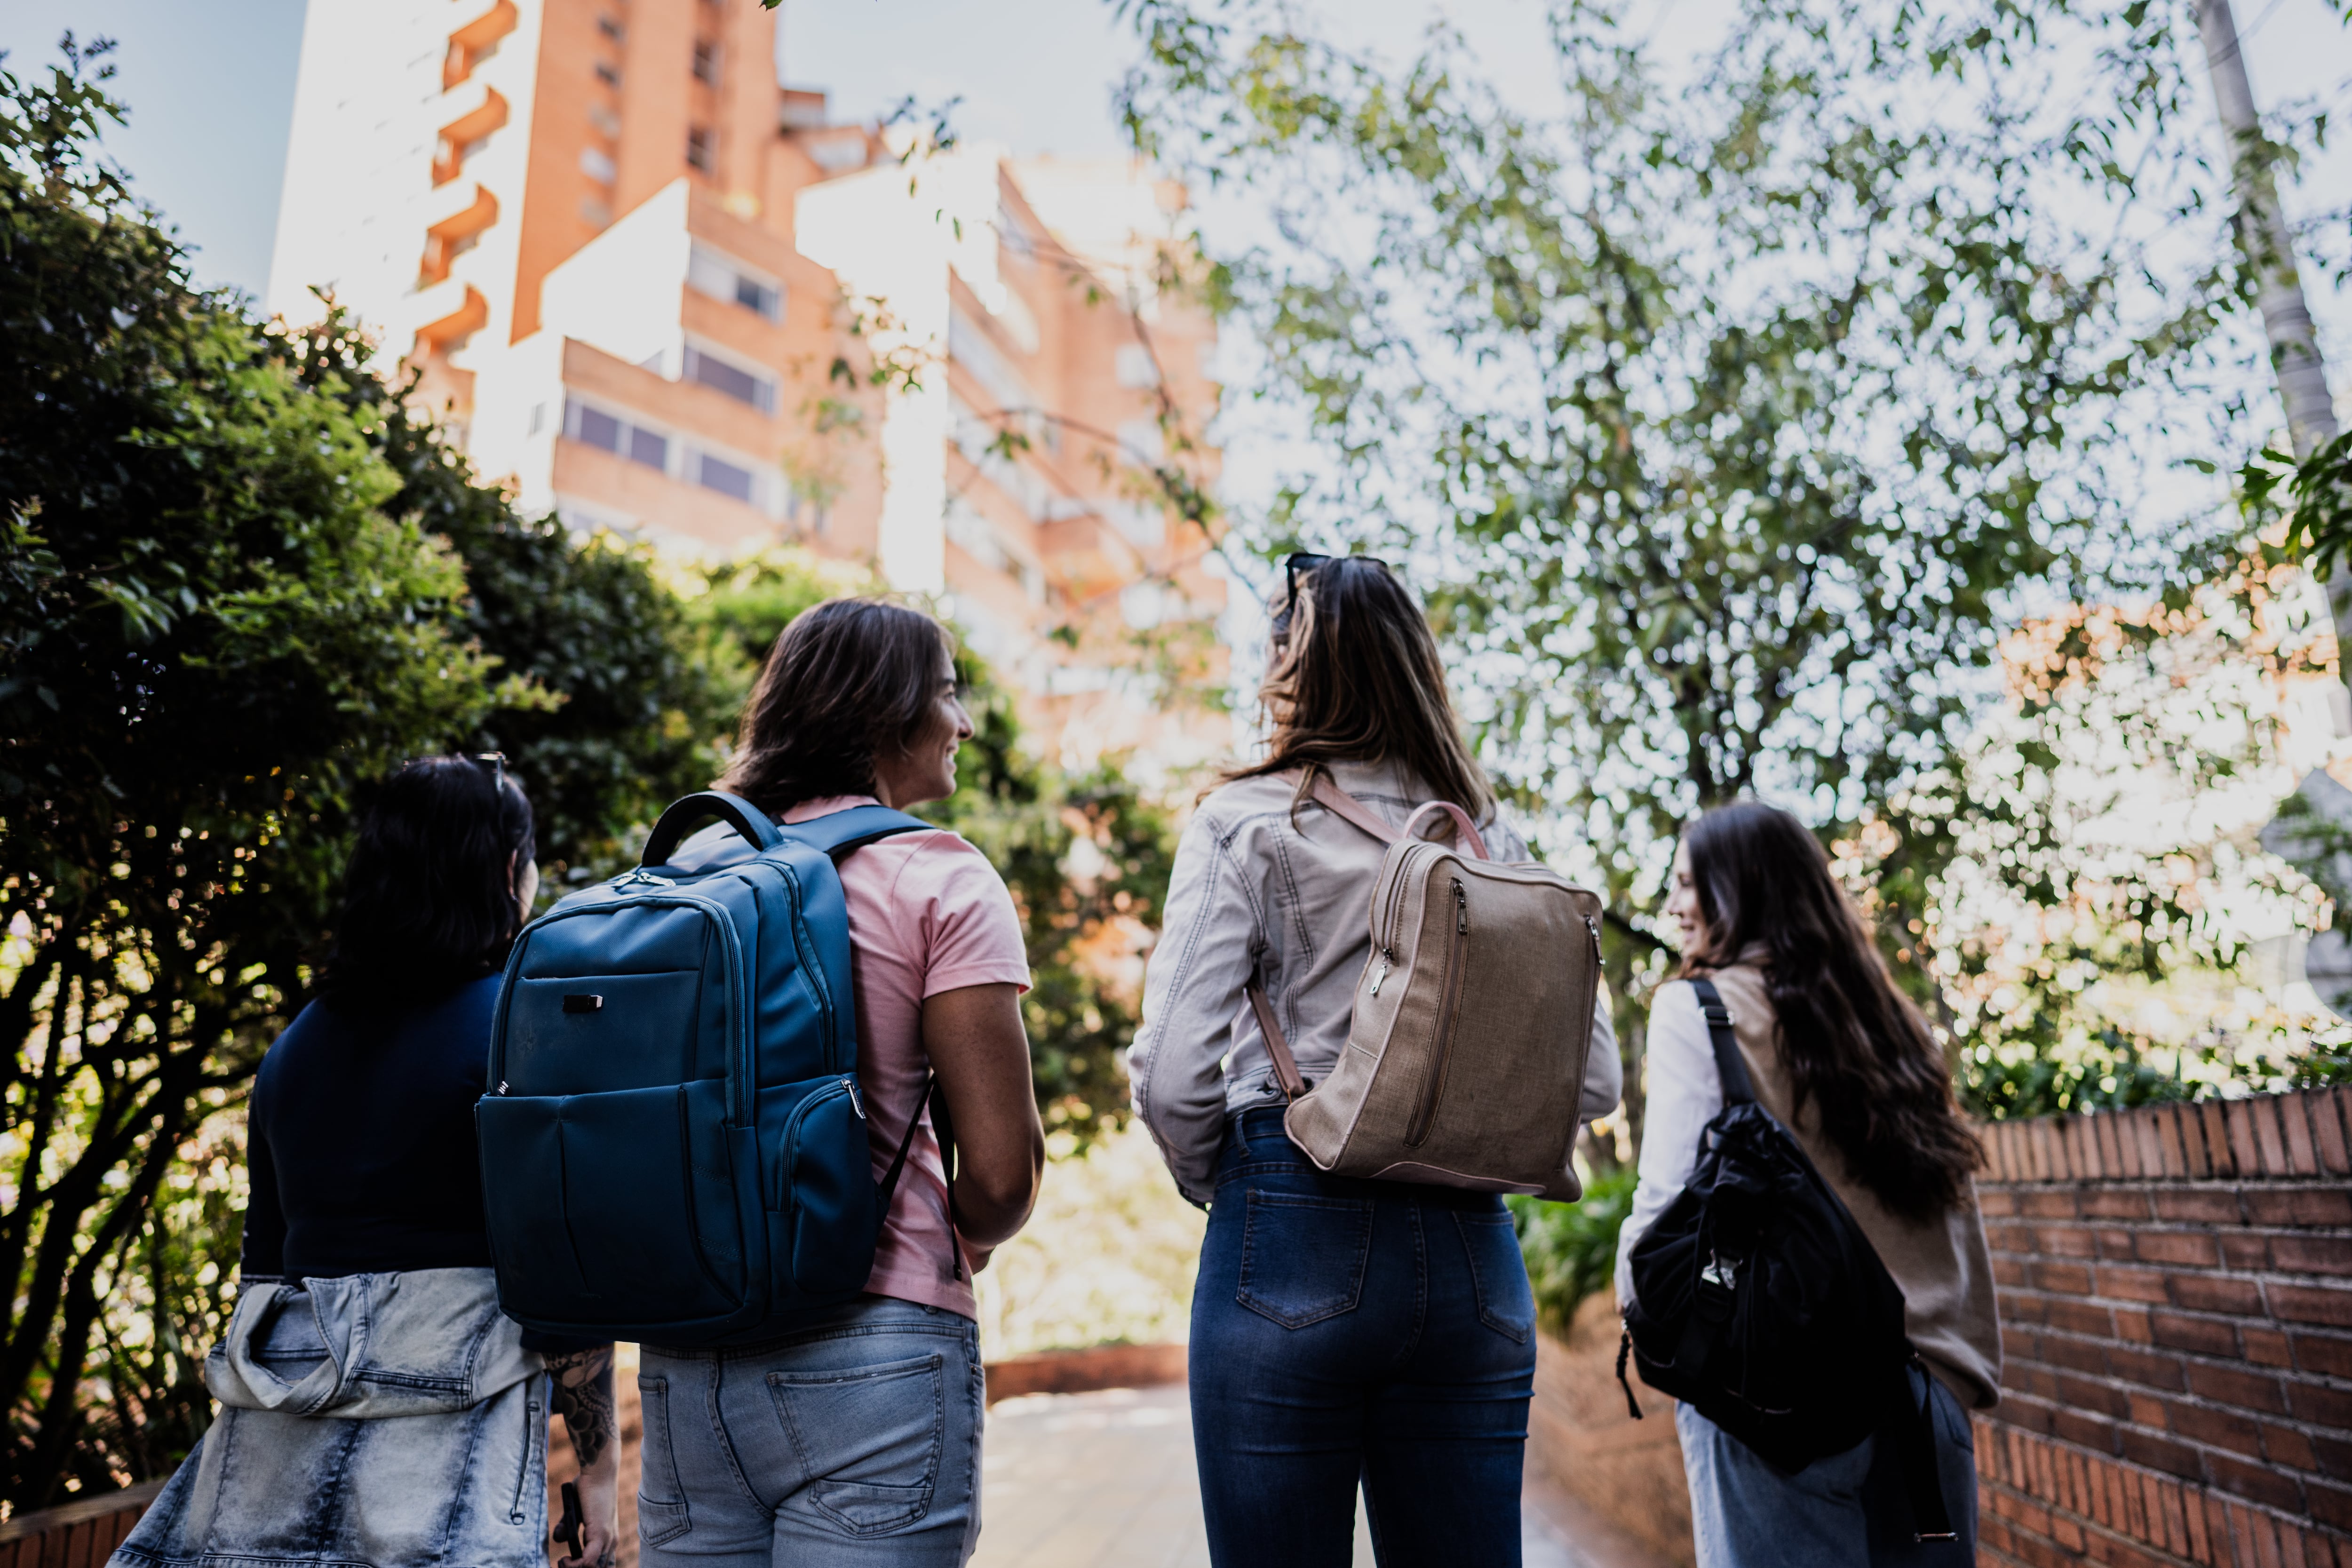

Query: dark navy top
left=240, top=975, right=501, bottom=1280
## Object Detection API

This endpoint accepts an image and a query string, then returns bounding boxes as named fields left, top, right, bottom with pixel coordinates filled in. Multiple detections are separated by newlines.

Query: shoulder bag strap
left=1687, top=978, right=1757, bottom=1106
left=1245, top=979, right=1309, bottom=1102
left=872, top=1072, right=967, bottom=1282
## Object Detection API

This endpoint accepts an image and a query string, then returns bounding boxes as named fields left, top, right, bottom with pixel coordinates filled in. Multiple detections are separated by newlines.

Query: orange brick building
left=267, top=0, right=1228, bottom=768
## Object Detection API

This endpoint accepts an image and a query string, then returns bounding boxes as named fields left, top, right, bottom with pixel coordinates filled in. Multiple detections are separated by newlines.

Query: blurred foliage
left=1113, top=0, right=2336, bottom=1132
left=0, top=41, right=511, bottom=1508
left=1508, top=1168, right=1637, bottom=1330
left=275, top=307, right=740, bottom=889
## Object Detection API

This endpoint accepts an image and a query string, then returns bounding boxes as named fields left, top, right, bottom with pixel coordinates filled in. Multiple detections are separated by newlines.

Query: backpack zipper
left=1404, top=879, right=1470, bottom=1147
left=1368, top=843, right=1433, bottom=996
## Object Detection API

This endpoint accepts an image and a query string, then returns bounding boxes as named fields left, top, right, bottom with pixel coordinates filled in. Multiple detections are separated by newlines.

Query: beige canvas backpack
left=1245, top=771, right=1605, bottom=1202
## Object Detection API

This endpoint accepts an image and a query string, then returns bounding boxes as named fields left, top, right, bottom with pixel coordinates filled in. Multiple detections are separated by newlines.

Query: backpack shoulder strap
left=1687, top=977, right=1758, bottom=1106
left=775, top=805, right=933, bottom=862
left=1304, top=771, right=1400, bottom=845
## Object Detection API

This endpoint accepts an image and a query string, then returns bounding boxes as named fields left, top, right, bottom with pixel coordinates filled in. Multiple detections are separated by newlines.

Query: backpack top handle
left=639, top=790, right=783, bottom=868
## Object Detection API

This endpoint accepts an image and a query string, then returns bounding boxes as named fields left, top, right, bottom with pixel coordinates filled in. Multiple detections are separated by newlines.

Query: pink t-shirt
left=781, top=796, right=1029, bottom=1319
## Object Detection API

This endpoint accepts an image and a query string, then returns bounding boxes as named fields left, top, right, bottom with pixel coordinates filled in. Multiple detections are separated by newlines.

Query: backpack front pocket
left=478, top=1079, right=745, bottom=1330
left=758, top=1075, right=879, bottom=1299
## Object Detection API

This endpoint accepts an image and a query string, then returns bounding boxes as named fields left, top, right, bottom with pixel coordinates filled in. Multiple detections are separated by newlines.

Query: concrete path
left=971, top=1383, right=1600, bottom=1568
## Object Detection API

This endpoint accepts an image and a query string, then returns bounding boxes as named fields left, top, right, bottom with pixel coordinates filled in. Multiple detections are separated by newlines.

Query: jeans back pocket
left=1237, top=1191, right=1375, bottom=1329
left=767, top=1352, right=946, bottom=1536
left=636, top=1375, right=692, bottom=1547
left=1454, top=1210, right=1535, bottom=1343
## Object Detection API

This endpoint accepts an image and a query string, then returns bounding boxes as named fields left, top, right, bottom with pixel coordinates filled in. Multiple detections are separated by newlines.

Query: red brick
left=2069, top=1116, right=2102, bottom=1178
left=2085, top=1188, right=2152, bottom=1221
left=2092, top=1114, right=2122, bottom=1178
left=2055, top=1406, right=2121, bottom=1451
left=2114, top=1305, right=2154, bottom=1344
left=2290, top=1330, right=2352, bottom=1377
left=2045, top=1333, right=2112, bottom=1376
left=2286, top=1095, right=2323, bottom=1177
left=2034, top=1261, right=2098, bottom=1297
left=2171, top=1273, right=2265, bottom=1315
left=2137, top=1230, right=2223, bottom=1267
left=2310, top=1432, right=2352, bottom=1482
left=2242, top=1186, right=2352, bottom=1226
left=2137, top=1115, right=2169, bottom=1183
left=2100, top=1264, right=2173, bottom=1303
left=2201, top=1101, right=2236, bottom=1178
left=2048, top=1297, right=2117, bottom=1337
left=2274, top=1234, right=2352, bottom=1276
left=2223, top=1232, right=2273, bottom=1269
left=2289, top=1380, right=2352, bottom=1428
left=2023, top=1187, right=2080, bottom=1219
left=2317, top=1090, right=2352, bottom=1178
left=2052, top=1370, right=2129, bottom=1418
left=2257, top=1096, right=2295, bottom=1177
left=2262, top=1420, right=2319, bottom=1472
left=2127, top=1389, right=2173, bottom=1428
left=2156, top=1187, right=2244, bottom=1226
left=2150, top=1311, right=2240, bottom=1357
left=2036, top=1222, right=2100, bottom=1257
left=2273, top=1282, right=2352, bottom=1329
left=2158, top=1107, right=2192, bottom=1178
left=2106, top=1345, right=2186, bottom=1390
left=2095, top=1225, right=2140, bottom=1260
left=2225, top=1100, right=2265, bottom=1178
left=2186, top=1361, right=2289, bottom=1415
left=2169, top=1396, right=2267, bottom=1455
left=2032, top=1120, right=2061, bottom=1182
left=1994, top=1255, right=2030, bottom=1288
left=2310, top=1480, right=2352, bottom=1533
left=2121, top=1426, right=2207, bottom=1480
left=2243, top=1326, right=2294, bottom=1367
left=1982, top=1186, right=2021, bottom=1217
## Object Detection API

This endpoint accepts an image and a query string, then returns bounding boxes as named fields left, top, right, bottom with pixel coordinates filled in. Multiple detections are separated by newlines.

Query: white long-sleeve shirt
left=1614, top=979, right=1720, bottom=1310
left=1130, top=758, right=1621, bottom=1205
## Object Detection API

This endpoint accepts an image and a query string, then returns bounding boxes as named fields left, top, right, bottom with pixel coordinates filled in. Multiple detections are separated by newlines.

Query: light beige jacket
left=1131, top=759, right=1621, bottom=1205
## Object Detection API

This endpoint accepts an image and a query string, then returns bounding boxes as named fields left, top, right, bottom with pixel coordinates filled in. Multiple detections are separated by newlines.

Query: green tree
left=0, top=42, right=510, bottom=1504
left=275, top=309, right=741, bottom=888
left=1114, top=0, right=2303, bottom=1146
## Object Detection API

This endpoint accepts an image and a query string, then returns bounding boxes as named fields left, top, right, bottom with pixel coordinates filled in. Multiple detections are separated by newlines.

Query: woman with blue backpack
left=1613, top=800, right=2000, bottom=1567
left=627, top=597, right=1045, bottom=1567
left=113, top=756, right=619, bottom=1568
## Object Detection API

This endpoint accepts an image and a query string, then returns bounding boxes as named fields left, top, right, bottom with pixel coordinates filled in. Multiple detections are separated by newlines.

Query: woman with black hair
left=114, top=756, right=619, bottom=1568
left=1614, top=800, right=2000, bottom=1567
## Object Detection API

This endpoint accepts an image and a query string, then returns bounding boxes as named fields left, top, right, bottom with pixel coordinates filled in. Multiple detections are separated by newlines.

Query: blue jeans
left=1190, top=1108, right=1538, bottom=1568
left=1676, top=1366, right=1979, bottom=1568
left=636, top=1296, right=985, bottom=1568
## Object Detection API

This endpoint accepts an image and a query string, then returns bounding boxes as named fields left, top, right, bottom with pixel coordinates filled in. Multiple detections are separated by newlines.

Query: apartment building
left=266, top=0, right=1228, bottom=767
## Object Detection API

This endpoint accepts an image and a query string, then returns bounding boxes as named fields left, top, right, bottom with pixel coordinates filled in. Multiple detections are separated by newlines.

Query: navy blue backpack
left=477, top=790, right=933, bottom=1345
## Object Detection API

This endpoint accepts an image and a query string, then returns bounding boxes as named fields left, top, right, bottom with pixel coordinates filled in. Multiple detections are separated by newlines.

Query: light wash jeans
left=1676, top=1366, right=1978, bottom=1568
left=637, top=1296, right=984, bottom=1568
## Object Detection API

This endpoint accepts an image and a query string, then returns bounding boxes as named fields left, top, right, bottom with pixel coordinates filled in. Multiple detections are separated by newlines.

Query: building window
left=595, top=61, right=621, bottom=88
left=566, top=399, right=668, bottom=470
left=691, top=40, right=721, bottom=85
left=683, top=343, right=775, bottom=413
left=689, top=243, right=783, bottom=322
left=695, top=452, right=754, bottom=503
left=580, top=147, right=617, bottom=184
left=580, top=197, right=612, bottom=228
left=686, top=127, right=713, bottom=172
left=589, top=104, right=621, bottom=137
left=597, top=14, right=625, bottom=41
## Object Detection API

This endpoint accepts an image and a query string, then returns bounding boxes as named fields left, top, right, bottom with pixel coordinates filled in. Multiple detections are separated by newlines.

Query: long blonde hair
left=1225, top=556, right=1493, bottom=817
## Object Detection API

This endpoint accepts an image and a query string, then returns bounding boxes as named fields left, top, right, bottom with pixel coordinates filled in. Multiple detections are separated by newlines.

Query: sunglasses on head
left=466, top=752, right=509, bottom=792
left=1271, top=551, right=1391, bottom=639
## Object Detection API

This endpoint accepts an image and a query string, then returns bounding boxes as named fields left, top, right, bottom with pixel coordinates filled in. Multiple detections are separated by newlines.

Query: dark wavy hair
left=1680, top=799, right=1980, bottom=1222
left=718, top=597, right=953, bottom=815
left=323, top=756, right=535, bottom=1003
left=1224, top=557, right=1493, bottom=819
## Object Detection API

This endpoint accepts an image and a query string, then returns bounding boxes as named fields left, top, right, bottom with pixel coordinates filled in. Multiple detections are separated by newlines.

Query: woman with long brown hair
left=1614, top=800, right=1999, bottom=1566
left=1131, top=554, right=1622, bottom=1567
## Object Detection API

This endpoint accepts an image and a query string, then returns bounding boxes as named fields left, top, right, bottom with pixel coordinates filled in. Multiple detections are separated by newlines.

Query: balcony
left=443, top=0, right=518, bottom=89
left=412, top=279, right=488, bottom=356
left=432, top=82, right=509, bottom=186
left=420, top=181, right=499, bottom=283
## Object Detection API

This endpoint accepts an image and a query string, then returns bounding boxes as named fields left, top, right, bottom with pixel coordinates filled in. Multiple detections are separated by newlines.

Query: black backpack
left=1618, top=978, right=1955, bottom=1543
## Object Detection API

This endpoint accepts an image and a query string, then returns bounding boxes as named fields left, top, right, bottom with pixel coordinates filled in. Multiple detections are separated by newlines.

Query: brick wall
left=1975, top=1086, right=2352, bottom=1567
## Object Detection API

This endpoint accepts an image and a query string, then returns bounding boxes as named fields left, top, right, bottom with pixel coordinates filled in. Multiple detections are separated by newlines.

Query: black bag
left=1618, top=978, right=1955, bottom=1543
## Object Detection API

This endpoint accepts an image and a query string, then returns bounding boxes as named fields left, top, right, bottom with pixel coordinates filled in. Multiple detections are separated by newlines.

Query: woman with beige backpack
left=1131, top=553, right=1623, bottom=1567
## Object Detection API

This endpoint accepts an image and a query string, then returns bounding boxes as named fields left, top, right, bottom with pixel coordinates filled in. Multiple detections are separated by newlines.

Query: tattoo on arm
left=546, top=1345, right=617, bottom=1473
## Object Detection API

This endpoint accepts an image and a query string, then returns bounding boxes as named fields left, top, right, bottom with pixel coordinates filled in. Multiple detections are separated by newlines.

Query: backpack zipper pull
left=844, top=1076, right=865, bottom=1120
left=1369, top=951, right=1392, bottom=997
left=1454, top=881, right=1468, bottom=932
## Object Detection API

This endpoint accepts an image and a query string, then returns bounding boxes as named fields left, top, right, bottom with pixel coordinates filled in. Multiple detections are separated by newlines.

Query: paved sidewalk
left=971, top=1383, right=1598, bottom=1568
